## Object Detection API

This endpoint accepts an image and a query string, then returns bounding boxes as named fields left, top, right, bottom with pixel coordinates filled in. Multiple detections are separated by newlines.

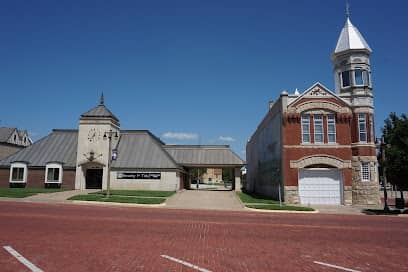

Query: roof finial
left=346, top=0, right=350, bottom=18
left=100, top=92, right=104, bottom=105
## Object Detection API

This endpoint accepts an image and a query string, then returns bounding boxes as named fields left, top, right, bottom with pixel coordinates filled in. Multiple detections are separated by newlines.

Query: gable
left=287, top=83, right=351, bottom=114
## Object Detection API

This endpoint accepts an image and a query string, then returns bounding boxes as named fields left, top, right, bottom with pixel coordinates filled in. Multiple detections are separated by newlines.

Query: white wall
left=110, top=171, right=179, bottom=191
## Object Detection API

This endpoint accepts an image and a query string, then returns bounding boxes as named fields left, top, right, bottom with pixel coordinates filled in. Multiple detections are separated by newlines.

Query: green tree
left=380, top=113, right=408, bottom=203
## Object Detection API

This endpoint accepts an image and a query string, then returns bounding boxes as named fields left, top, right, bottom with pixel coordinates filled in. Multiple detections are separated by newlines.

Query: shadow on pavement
left=362, top=209, right=406, bottom=215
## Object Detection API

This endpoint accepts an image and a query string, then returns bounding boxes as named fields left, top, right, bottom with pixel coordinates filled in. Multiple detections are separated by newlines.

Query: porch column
left=234, top=167, right=241, bottom=192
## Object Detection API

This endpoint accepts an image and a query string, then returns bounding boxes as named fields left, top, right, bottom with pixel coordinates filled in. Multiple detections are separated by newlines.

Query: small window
left=47, top=168, right=60, bottom=182
left=341, top=71, right=350, bottom=87
left=45, top=163, right=62, bottom=183
left=12, top=168, right=25, bottom=181
left=361, top=162, right=370, bottom=181
left=327, top=114, right=336, bottom=143
left=10, top=163, right=27, bottom=183
left=358, top=113, right=367, bottom=142
left=301, top=115, right=310, bottom=143
left=314, top=115, right=324, bottom=143
left=354, top=69, right=364, bottom=85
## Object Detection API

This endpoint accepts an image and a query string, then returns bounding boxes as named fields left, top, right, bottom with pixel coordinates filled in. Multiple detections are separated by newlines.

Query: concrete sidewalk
left=0, top=190, right=98, bottom=204
left=165, top=189, right=244, bottom=211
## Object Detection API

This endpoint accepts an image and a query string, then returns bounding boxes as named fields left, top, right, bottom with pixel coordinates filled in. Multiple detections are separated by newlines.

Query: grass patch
left=237, top=192, right=280, bottom=204
left=68, top=194, right=166, bottom=204
left=0, top=188, right=65, bottom=198
left=91, top=190, right=175, bottom=198
left=237, top=192, right=314, bottom=211
left=246, top=204, right=315, bottom=211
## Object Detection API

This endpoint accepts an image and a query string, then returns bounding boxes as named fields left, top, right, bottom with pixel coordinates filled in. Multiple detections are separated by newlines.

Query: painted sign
left=117, top=172, right=161, bottom=180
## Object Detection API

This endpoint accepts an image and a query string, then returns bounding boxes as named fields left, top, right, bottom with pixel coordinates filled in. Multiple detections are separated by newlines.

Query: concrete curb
left=71, top=200, right=167, bottom=208
left=244, top=207, right=319, bottom=214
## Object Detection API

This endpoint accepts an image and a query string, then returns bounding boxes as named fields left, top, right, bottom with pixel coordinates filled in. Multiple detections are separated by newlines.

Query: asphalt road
left=0, top=202, right=407, bottom=272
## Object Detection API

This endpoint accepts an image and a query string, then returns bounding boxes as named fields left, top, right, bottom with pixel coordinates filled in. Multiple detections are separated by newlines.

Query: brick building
left=246, top=15, right=380, bottom=205
left=0, top=97, right=243, bottom=190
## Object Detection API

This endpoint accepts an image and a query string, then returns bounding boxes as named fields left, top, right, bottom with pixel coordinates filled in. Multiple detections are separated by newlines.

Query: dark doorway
left=86, top=169, right=103, bottom=189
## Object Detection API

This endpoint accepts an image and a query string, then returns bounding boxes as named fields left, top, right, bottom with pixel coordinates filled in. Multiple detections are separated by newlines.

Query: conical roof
left=334, top=17, right=372, bottom=55
left=81, top=95, right=119, bottom=122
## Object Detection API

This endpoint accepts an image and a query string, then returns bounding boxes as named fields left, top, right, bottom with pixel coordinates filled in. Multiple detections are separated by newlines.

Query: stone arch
left=293, top=101, right=351, bottom=114
left=290, top=155, right=351, bottom=169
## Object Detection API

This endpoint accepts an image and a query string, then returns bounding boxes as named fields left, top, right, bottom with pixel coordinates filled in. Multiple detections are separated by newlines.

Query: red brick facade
left=0, top=168, right=75, bottom=189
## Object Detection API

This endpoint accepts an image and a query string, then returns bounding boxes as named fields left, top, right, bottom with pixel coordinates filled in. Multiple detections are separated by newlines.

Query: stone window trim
left=9, top=162, right=28, bottom=183
left=45, top=163, right=63, bottom=183
left=290, top=155, right=351, bottom=169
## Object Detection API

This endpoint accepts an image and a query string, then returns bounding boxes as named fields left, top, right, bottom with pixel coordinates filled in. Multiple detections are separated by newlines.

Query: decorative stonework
left=308, top=87, right=328, bottom=96
left=284, top=186, right=300, bottom=204
left=288, top=101, right=351, bottom=114
left=290, top=155, right=351, bottom=169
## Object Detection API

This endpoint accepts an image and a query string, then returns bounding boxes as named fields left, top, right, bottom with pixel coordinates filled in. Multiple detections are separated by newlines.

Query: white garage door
left=299, top=169, right=342, bottom=205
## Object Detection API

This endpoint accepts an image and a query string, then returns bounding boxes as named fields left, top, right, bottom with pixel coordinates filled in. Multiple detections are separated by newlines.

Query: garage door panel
left=299, top=169, right=342, bottom=205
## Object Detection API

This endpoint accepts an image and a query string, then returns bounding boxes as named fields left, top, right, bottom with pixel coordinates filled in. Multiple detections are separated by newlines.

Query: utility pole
left=103, top=129, right=118, bottom=198
left=380, top=137, right=390, bottom=212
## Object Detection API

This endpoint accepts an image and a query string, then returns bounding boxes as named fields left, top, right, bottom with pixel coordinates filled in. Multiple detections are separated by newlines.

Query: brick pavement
left=0, top=202, right=407, bottom=272
left=165, top=189, right=244, bottom=211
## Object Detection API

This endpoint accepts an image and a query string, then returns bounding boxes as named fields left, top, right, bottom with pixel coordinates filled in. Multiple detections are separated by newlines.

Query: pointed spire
left=334, top=16, right=372, bottom=55
left=346, top=0, right=350, bottom=19
left=100, top=93, right=104, bottom=105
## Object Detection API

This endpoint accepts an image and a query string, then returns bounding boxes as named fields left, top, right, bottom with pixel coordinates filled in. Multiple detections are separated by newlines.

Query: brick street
left=0, top=201, right=407, bottom=272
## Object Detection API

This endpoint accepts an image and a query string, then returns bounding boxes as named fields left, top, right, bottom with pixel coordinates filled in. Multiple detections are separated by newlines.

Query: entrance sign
left=117, top=172, right=161, bottom=180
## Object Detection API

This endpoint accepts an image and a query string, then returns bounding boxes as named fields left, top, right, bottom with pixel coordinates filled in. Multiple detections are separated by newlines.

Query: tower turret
left=332, top=16, right=373, bottom=108
left=332, top=9, right=380, bottom=205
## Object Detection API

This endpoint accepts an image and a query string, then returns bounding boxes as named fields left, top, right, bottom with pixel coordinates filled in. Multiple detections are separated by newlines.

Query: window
left=341, top=71, right=350, bottom=87
left=9, top=162, right=27, bottom=183
left=358, top=113, right=367, bottom=142
left=12, top=168, right=24, bottom=181
left=327, top=114, right=336, bottom=143
left=314, top=115, right=324, bottom=143
left=301, top=115, right=310, bottom=143
left=365, top=71, right=371, bottom=87
left=47, top=168, right=60, bottom=182
left=354, top=68, right=364, bottom=85
left=361, top=162, right=370, bottom=181
left=369, top=115, right=375, bottom=143
left=45, top=163, right=62, bottom=183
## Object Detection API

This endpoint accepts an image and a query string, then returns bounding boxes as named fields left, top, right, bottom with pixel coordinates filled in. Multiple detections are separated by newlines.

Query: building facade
left=0, top=128, right=32, bottom=160
left=246, top=15, right=380, bottom=205
left=0, top=97, right=243, bottom=191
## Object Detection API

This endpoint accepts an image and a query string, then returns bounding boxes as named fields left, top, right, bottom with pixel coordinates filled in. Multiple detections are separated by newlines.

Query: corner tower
left=332, top=11, right=380, bottom=205
left=75, top=94, right=120, bottom=190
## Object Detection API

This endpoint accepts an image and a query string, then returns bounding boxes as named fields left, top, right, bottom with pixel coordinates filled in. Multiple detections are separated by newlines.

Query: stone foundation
left=352, top=181, right=380, bottom=205
left=351, top=156, right=381, bottom=205
left=284, top=186, right=300, bottom=204
left=344, top=186, right=352, bottom=205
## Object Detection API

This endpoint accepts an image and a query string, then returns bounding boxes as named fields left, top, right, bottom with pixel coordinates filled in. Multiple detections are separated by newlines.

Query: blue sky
left=1, top=0, right=407, bottom=158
